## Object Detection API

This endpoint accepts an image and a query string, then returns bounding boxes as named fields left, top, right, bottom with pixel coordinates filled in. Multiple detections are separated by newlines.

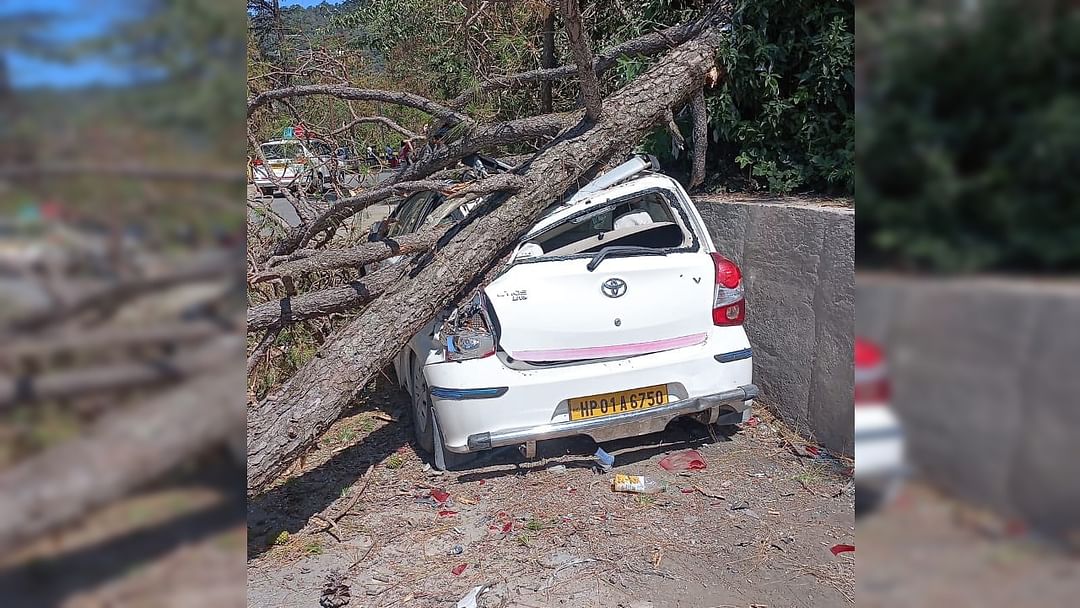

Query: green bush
left=857, top=1, right=1080, bottom=272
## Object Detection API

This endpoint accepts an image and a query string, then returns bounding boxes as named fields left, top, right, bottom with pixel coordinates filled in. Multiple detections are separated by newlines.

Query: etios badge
left=601, top=278, right=627, bottom=298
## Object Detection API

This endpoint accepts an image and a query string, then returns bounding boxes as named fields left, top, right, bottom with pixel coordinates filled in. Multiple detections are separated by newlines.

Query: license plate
left=567, top=384, right=669, bottom=421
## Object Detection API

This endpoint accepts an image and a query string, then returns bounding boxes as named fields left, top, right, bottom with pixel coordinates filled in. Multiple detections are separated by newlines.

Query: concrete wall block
left=809, top=213, right=856, bottom=453
left=695, top=199, right=854, bottom=451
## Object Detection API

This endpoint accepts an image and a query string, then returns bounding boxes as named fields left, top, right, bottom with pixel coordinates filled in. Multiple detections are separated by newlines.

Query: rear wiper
left=586, top=245, right=659, bottom=271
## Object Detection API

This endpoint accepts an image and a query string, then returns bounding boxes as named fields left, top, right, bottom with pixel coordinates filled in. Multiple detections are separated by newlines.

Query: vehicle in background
left=854, top=337, right=907, bottom=516
left=377, top=155, right=758, bottom=470
left=252, top=138, right=336, bottom=196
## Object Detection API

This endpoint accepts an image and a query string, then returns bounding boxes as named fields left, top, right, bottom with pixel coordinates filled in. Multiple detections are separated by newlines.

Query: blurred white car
left=252, top=138, right=336, bottom=195
left=854, top=337, right=906, bottom=515
left=389, top=156, right=758, bottom=469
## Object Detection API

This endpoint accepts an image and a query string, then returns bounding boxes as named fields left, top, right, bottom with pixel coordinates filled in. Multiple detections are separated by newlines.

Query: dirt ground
left=247, top=379, right=855, bottom=608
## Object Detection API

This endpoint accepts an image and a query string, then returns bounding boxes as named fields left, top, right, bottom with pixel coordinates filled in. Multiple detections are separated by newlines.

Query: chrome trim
left=462, top=384, right=758, bottom=453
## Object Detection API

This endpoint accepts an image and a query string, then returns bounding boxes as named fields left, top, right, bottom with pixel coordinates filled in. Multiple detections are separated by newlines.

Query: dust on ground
left=247, top=378, right=854, bottom=607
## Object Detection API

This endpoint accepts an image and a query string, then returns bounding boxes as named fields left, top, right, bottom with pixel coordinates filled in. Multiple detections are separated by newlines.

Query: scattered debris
left=594, top=447, right=615, bottom=472
left=430, top=488, right=450, bottom=504
left=791, top=443, right=821, bottom=459
left=320, top=569, right=351, bottom=608
left=612, top=474, right=662, bottom=494
left=447, top=544, right=464, bottom=556
left=454, top=585, right=489, bottom=608
left=693, top=486, right=726, bottom=501
left=547, top=464, right=568, bottom=474
left=658, top=449, right=707, bottom=471
left=729, top=500, right=750, bottom=511
left=745, top=416, right=761, bottom=428
left=437, top=510, right=458, bottom=517
left=452, top=563, right=469, bottom=576
left=831, top=544, right=855, bottom=556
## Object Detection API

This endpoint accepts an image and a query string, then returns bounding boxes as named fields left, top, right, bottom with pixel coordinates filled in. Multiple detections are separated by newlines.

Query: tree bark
left=247, top=20, right=727, bottom=495
left=690, top=88, right=708, bottom=188
left=0, top=355, right=244, bottom=552
left=561, top=0, right=602, bottom=121
left=540, top=10, right=556, bottom=113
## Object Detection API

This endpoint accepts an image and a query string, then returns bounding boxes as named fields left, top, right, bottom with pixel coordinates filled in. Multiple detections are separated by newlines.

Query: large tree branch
left=561, top=0, right=602, bottom=121
left=252, top=225, right=452, bottom=284
left=329, top=115, right=420, bottom=139
left=247, top=85, right=473, bottom=126
left=247, top=264, right=407, bottom=331
left=247, top=12, right=729, bottom=494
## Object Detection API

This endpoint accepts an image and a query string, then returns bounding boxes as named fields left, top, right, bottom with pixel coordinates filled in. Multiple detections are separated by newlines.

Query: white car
left=854, top=337, right=906, bottom=515
left=252, top=138, right=336, bottom=196
left=387, top=155, right=758, bottom=470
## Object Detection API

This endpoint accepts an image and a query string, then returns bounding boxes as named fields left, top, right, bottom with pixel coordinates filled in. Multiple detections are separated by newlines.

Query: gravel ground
left=247, top=379, right=855, bottom=607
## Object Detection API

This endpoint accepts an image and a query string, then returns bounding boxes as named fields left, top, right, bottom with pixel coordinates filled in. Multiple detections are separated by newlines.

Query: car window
left=260, top=142, right=302, bottom=160
left=387, top=192, right=437, bottom=238
left=307, top=141, right=333, bottom=156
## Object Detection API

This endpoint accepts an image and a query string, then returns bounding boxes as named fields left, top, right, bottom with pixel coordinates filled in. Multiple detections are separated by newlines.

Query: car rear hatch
left=486, top=253, right=714, bottom=362
left=484, top=179, right=715, bottom=363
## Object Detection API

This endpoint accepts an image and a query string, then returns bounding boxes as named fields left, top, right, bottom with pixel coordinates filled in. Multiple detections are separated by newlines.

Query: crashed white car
left=390, top=155, right=758, bottom=469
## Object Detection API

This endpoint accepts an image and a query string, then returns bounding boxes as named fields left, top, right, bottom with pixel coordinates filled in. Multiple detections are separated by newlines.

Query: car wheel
left=409, top=354, right=436, bottom=455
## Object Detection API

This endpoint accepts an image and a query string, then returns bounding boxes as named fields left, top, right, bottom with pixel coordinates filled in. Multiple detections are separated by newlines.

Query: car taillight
left=294, top=156, right=307, bottom=164
left=251, top=158, right=264, bottom=166
left=710, top=252, right=745, bottom=326
left=854, top=338, right=890, bottom=405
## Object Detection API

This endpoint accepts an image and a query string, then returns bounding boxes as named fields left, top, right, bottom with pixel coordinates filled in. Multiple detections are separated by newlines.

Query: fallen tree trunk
left=0, top=353, right=244, bottom=552
left=247, top=15, right=728, bottom=494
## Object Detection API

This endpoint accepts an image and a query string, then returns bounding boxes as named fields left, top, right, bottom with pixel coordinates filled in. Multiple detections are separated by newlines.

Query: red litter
left=658, top=450, right=707, bottom=472
left=830, top=544, right=855, bottom=556
left=437, top=510, right=458, bottom=517
left=745, top=416, right=761, bottom=428
left=680, top=488, right=695, bottom=494
left=430, top=488, right=450, bottom=503
left=451, top=563, right=468, bottom=576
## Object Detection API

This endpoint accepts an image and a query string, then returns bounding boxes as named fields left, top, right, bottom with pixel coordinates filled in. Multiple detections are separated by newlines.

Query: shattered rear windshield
left=519, top=191, right=687, bottom=259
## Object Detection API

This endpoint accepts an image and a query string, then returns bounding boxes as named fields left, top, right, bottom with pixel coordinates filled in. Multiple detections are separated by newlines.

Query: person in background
left=399, top=139, right=414, bottom=166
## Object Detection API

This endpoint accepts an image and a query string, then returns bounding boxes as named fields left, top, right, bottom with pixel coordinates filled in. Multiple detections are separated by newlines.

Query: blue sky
left=1, top=0, right=345, bottom=88
left=0, top=0, right=137, bottom=88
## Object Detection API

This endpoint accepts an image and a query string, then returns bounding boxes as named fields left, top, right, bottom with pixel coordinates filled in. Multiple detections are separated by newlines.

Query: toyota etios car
left=392, top=155, right=758, bottom=469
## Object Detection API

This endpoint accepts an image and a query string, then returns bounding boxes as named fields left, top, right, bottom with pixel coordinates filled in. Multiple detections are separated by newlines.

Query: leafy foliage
left=857, top=1, right=1080, bottom=272
left=262, top=0, right=854, bottom=195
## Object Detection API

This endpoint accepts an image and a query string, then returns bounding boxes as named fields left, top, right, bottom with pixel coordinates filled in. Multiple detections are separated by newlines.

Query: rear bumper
left=465, top=384, right=758, bottom=452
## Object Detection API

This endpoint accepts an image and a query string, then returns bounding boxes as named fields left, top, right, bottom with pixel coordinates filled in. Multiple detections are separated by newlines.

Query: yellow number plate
left=567, top=384, right=669, bottom=421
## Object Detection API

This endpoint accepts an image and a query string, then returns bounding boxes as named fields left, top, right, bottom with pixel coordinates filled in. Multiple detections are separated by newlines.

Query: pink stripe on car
left=511, top=332, right=707, bottom=362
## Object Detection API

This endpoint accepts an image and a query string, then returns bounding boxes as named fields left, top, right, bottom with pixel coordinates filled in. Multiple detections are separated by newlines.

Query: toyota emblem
left=601, top=278, right=627, bottom=298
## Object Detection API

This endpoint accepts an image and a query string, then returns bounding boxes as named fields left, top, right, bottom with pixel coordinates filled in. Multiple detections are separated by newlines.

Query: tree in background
left=858, top=0, right=1080, bottom=272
